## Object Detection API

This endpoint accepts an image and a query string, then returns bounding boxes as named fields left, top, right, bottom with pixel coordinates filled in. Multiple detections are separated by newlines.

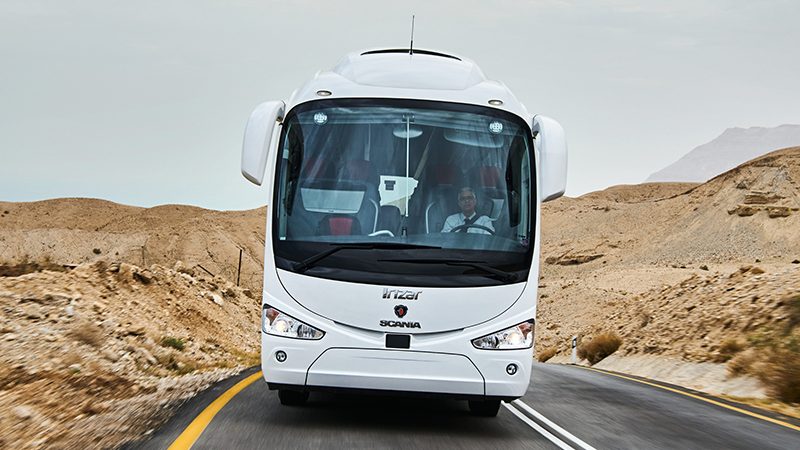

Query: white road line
left=502, top=402, right=574, bottom=450
left=512, top=400, right=597, bottom=450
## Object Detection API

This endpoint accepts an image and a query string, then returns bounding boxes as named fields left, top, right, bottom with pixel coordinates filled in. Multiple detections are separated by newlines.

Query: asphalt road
left=130, top=363, right=799, bottom=449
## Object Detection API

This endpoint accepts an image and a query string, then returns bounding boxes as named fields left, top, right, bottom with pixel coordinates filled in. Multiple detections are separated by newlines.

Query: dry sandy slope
left=536, top=147, right=800, bottom=401
left=0, top=261, right=259, bottom=449
left=0, top=200, right=268, bottom=448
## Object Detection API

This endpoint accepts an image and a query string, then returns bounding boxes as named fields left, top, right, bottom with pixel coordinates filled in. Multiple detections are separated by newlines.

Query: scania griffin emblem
left=394, top=304, right=408, bottom=318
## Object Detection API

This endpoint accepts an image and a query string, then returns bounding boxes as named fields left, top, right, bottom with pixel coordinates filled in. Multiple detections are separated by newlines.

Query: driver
left=441, top=187, right=494, bottom=235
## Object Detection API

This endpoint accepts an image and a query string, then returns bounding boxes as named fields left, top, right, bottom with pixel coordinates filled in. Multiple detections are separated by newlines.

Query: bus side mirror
left=532, top=115, right=567, bottom=202
left=242, top=101, right=285, bottom=186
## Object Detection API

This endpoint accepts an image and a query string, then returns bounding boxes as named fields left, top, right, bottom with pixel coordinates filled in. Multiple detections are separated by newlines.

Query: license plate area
left=385, top=334, right=410, bottom=349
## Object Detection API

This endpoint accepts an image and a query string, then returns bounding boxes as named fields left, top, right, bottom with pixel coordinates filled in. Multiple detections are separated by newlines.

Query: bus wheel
left=278, top=389, right=309, bottom=406
left=468, top=399, right=500, bottom=417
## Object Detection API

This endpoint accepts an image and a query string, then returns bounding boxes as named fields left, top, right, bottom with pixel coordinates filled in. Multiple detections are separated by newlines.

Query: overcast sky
left=1, top=0, right=799, bottom=210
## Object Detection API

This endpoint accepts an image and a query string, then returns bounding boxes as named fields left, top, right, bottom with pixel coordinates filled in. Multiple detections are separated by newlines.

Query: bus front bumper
left=261, top=337, right=531, bottom=399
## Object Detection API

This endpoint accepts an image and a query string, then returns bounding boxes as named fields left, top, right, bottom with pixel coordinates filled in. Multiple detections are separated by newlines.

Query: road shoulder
left=123, top=366, right=261, bottom=450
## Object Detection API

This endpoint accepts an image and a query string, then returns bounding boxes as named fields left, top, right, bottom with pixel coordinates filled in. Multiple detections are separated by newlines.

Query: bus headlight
left=472, top=320, right=534, bottom=350
left=262, top=305, right=325, bottom=340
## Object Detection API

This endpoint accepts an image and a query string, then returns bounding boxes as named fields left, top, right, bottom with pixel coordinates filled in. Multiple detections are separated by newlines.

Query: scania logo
left=380, top=320, right=421, bottom=329
left=382, top=288, right=422, bottom=300
left=394, top=304, right=408, bottom=318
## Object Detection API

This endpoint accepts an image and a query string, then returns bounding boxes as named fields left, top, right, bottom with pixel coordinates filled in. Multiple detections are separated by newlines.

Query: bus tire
left=278, top=389, right=309, bottom=406
left=468, top=399, right=501, bottom=417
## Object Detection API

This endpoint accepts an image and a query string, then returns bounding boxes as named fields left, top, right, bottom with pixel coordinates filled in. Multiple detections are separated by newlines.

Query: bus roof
left=286, top=49, right=532, bottom=121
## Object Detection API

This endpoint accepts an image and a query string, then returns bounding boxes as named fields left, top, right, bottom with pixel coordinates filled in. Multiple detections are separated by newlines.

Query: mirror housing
left=532, top=115, right=567, bottom=202
left=242, top=101, right=285, bottom=185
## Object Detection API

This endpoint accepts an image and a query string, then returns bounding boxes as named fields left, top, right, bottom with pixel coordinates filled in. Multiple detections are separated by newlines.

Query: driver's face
left=458, top=192, right=477, bottom=216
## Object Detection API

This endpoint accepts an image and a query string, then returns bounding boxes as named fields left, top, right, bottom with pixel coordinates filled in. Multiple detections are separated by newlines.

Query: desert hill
left=542, top=147, right=800, bottom=267
left=0, top=199, right=267, bottom=293
left=537, top=147, right=800, bottom=403
left=0, top=202, right=268, bottom=448
left=646, top=124, right=800, bottom=182
left=577, top=182, right=698, bottom=204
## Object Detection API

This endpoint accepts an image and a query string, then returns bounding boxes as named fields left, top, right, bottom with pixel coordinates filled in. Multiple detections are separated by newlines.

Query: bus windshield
left=273, top=99, right=535, bottom=287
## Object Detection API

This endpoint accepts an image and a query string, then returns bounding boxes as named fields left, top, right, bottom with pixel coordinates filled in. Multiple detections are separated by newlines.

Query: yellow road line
left=168, top=371, right=263, bottom=450
left=578, top=366, right=800, bottom=432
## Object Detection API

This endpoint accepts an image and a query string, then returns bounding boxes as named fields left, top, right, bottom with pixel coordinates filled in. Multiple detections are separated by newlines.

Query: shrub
left=738, top=299, right=800, bottom=403
left=160, top=336, right=185, bottom=351
left=537, top=347, right=557, bottom=362
left=727, top=349, right=758, bottom=376
left=69, top=320, right=103, bottom=347
left=155, top=352, right=195, bottom=374
left=577, top=332, right=622, bottom=365
left=757, top=342, right=800, bottom=403
left=0, top=256, right=66, bottom=277
left=785, top=294, right=800, bottom=330
left=715, top=339, right=745, bottom=363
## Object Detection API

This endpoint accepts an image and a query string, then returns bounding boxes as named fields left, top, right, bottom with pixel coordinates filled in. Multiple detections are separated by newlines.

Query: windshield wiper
left=380, top=258, right=520, bottom=283
left=293, top=243, right=441, bottom=273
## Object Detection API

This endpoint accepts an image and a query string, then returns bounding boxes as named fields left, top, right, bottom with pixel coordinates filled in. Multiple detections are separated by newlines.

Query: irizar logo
left=380, top=320, right=421, bottom=329
left=382, top=288, right=422, bottom=300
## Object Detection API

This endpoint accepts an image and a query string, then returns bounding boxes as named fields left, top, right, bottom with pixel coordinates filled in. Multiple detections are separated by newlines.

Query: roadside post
left=237, top=248, right=243, bottom=286
left=571, top=336, right=578, bottom=364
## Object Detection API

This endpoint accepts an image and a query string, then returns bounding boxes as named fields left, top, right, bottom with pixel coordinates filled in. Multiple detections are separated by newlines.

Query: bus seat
left=316, top=215, right=362, bottom=236
left=341, top=160, right=380, bottom=233
left=377, top=205, right=401, bottom=235
left=408, top=164, right=463, bottom=233
left=469, top=166, right=506, bottom=220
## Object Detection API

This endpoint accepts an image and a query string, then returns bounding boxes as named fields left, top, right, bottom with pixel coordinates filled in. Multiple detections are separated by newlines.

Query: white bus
left=241, top=49, right=567, bottom=417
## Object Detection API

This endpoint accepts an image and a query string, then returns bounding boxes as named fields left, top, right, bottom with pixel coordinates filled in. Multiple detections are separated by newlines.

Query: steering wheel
left=449, top=224, right=495, bottom=235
